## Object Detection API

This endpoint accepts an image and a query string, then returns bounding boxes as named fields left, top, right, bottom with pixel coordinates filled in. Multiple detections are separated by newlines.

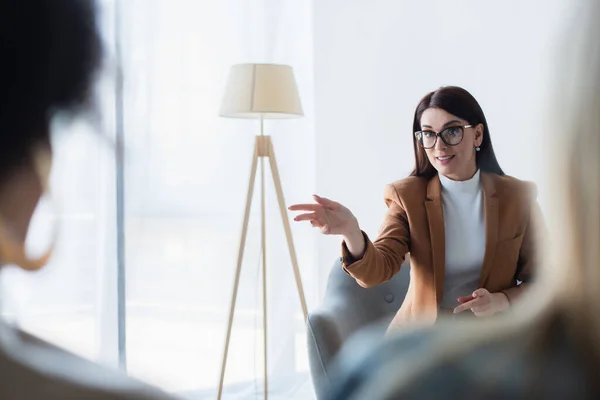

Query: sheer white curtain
left=1, top=0, right=316, bottom=399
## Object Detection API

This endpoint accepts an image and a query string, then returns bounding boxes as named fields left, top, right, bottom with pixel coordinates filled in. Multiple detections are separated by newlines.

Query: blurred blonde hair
left=539, top=0, right=600, bottom=361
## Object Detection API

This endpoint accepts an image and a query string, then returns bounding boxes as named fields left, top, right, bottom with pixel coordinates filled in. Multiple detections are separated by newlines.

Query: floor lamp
left=217, top=63, right=309, bottom=400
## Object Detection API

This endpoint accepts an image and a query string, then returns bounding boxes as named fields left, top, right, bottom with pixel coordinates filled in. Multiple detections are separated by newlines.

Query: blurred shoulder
left=326, top=321, right=437, bottom=400
left=328, top=317, right=592, bottom=400
left=328, top=323, right=517, bottom=400
left=0, top=324, right=172, bottom=400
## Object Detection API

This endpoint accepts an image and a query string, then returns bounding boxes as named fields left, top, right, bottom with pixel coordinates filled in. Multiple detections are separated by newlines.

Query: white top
left=439, top=170, right=486, bottom=309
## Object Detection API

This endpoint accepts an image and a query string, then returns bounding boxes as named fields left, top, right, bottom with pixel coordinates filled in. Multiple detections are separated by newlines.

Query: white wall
left=313, top=0, right=575, bottom=297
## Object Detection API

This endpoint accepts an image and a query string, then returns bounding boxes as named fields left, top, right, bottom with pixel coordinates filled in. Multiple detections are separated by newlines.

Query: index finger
left=453, top=298, right=480, bottom=314
left=288, top=204, right=321, bottom=212
left=313, top=195, right=340, bottom=209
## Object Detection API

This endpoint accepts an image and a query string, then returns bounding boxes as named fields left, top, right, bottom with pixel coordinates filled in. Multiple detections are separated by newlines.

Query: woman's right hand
left=288, top=195, right=359, bottom=236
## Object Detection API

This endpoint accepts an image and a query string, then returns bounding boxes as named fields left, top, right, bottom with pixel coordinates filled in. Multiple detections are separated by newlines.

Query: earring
left=475, top=146, right=481, bottom=152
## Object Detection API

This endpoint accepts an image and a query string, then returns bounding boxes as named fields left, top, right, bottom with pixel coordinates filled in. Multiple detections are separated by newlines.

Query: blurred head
left=411, top=86, right=504, bottom=181
left=541, top=0, right=600, bottom=324
left=0, top=0, right=101, bottom=267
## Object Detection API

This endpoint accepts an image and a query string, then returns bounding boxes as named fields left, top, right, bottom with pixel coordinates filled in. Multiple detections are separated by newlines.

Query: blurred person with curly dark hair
left=0, top=1, right=172, bottom=398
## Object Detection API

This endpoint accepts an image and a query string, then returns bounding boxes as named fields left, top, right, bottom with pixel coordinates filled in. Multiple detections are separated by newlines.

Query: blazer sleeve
left=501, top=183, right=546, bottom=303
left=340, top=184, right=410, bottom=288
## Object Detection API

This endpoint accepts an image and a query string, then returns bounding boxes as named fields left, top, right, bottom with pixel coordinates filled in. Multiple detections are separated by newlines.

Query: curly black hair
left=0, top=0, right=101, bottom=182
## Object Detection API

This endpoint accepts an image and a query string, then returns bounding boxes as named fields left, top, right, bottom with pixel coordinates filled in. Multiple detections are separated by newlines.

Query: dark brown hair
left=410, top=86, right=505, bottom=179
left=0, top=0, right=101, bottom=184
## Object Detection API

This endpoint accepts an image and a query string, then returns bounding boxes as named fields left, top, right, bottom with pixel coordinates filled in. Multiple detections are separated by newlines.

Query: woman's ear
left=474, top=123, right=484, bottom=147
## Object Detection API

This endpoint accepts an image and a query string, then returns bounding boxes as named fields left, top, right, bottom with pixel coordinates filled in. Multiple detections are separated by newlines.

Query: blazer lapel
left=478, top=172, right=499, bottom=287
left=425, top=175, right=445, bottom=305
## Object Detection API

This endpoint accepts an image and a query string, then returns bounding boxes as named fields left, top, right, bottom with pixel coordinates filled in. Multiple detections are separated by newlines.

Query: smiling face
left=419, top=107, right=483, bottom=181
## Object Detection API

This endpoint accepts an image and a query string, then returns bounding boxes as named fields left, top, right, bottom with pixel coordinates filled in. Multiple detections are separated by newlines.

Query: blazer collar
left=424, top=174, right=444, bottom=304
left=426, top=174, right=441, bottom=200
left=479, top=172, right=499, bottom=287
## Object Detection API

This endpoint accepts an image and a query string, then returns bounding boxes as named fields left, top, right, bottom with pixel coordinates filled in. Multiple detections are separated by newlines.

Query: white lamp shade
left=220, top=63, right=304, bottom=119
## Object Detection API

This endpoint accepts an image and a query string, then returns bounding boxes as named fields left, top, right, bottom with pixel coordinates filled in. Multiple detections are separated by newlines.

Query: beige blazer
left=341, top=172, right=544, bottom=329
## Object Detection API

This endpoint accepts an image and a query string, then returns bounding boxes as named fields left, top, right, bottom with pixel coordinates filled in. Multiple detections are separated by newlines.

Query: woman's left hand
left=453, top=288, right=509, bottom=317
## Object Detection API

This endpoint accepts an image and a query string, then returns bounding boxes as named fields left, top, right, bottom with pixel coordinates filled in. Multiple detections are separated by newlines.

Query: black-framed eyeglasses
left=414, top=125, right=473, bottom=149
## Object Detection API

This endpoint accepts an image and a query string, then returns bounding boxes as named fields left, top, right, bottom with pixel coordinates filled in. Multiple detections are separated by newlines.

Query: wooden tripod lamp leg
left=266, top=137, right=309, bottom=321
left=260, top=152, right=269, bottom=400
left=217, top=142, right=260, bottom=400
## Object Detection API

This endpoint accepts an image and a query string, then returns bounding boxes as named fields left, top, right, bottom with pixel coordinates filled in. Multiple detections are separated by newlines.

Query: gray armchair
left=306, top=257, right=411, bottom=399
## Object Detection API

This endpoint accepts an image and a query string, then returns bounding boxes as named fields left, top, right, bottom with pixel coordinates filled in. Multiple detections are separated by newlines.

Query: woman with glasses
left=290, top=86, right=544, bottom=332
left=326, top=0, right=600, bottom=397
